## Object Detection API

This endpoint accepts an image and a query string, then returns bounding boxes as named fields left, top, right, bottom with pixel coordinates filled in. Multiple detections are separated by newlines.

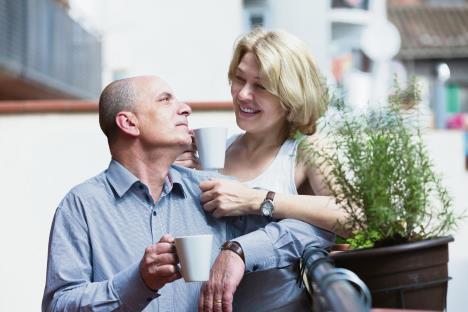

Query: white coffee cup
left=174, top=234, right=213, bottom=282
left=194, top=127, right=227, bottom=170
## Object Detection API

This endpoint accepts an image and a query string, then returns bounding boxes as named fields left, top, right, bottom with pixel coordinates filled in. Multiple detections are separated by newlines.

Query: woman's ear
left=115, top=111, right=140, bottom=137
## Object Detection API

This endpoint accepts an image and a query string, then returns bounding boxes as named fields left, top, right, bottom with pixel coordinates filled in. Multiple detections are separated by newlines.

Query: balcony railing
left=303, top=244, right=371, bottom=312
left=0, top=0, right=101, bottom=99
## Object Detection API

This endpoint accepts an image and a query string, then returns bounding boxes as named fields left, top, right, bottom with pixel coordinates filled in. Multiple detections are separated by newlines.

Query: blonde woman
left=178, top=28, right=347, bottom=311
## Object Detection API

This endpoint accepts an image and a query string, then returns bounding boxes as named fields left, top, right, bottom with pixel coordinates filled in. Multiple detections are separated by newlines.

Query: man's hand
left=198, top=250, right=245, bottom=312
left=140, top=234, right=181, bottom=291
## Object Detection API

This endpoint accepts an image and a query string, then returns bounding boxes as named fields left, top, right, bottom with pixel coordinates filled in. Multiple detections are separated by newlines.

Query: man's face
left=134, top=77, right=192, bottom=149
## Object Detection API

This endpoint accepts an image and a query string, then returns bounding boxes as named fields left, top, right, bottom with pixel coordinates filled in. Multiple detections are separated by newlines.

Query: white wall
left=424, top=131, right=468, bottom=312
left=0, top=114, right=108, bottom=311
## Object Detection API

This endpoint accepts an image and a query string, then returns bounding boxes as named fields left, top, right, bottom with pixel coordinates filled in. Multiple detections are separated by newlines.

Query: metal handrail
left=302, top=244, right=371, bottom=312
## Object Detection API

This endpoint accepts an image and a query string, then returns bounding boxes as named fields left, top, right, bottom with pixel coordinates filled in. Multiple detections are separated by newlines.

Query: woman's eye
left=235, top=76, right=246, bottom=83
left=255, top=83, right=266, bottom=90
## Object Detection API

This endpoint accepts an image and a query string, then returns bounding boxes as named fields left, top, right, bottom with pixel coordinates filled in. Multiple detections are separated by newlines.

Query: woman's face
left=230, top=52, right=287, bottom=135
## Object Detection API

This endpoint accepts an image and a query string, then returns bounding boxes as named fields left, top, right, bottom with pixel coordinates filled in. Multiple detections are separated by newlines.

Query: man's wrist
left=220, top=241, right=245, bottom=263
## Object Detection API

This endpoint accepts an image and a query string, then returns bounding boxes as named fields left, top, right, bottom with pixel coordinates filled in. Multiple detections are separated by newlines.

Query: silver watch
left=260, top=191, right=275, bottom=217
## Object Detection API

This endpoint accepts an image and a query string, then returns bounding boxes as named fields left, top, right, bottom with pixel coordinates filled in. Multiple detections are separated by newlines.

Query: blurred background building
left=0, top=1, right=467, bottom=311
left=389, top=0, right=468, bottom=126
left=0, top=0, right=101, bottom=100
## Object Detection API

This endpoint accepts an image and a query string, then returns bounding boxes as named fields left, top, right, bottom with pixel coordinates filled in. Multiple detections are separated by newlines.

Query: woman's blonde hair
left=228, top=28, right=329, bottom=136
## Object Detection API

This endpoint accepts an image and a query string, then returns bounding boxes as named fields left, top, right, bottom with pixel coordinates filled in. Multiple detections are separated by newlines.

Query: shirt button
left=152, top=211, right=157, bottom=216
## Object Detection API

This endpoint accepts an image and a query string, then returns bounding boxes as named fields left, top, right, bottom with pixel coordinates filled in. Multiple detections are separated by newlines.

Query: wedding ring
left=214, top=299, right=222, bottom=304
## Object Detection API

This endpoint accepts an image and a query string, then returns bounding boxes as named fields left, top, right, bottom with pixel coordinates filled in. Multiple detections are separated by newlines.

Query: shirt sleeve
left=232, top=218, right=335, bottom=272
left=42, top=193, right=159, bottom=312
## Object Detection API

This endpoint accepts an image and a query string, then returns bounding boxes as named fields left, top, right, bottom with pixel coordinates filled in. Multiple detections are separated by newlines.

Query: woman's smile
left=238, top=105, right=261, bottom=118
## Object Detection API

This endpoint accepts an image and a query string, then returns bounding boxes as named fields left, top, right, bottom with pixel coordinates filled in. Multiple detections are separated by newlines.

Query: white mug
left=194, top=127, right=227, bottom=170
left=174, top=234, right=213, bottom=282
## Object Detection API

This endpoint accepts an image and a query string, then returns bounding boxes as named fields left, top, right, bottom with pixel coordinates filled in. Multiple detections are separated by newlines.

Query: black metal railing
left=0, top=0, right=101, bottom=98
left=302, top=244, right=371, bottom=312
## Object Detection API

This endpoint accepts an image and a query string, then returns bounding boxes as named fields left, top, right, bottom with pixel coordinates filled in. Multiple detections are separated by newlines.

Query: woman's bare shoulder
left=296, top=133, right=331, bottom=162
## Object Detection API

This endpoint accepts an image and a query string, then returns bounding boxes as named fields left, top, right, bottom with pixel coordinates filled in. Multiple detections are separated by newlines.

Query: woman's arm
left=199, top=135, right=350, bottom=236
left=269, top=193, right=347, bottom=235
left=199, top=178, right=349, bottom=237
left=285, top=158, right=350, bottom=236
left=291, top=134, right=350, bottom=236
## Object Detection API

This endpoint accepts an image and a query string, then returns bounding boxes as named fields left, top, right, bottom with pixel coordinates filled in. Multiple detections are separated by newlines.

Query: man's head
left=98, top=75, right=192, bottom=150
left=99, top=78, right=137, bottom=141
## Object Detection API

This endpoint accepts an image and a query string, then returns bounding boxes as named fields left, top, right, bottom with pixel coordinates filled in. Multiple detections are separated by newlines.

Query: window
left=249, top=14, right=265, bottom=28
left=243, top=0, right=270, bottom=31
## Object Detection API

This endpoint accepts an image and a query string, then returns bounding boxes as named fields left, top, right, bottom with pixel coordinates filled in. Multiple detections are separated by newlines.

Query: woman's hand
left=175, top=149, right=200, bottom=169
left=174, top=132, right=200, bottom=169
left=199, top=179, right=265, bottom=218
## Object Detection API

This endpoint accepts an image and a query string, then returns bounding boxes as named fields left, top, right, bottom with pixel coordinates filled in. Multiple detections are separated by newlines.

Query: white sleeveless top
left=226, top=134, right=299, bottom=195
left=226, top=134, right=311, bottom=311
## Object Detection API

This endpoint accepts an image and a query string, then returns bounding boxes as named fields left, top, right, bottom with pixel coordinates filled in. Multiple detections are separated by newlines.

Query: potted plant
left=298, top=82, right=461, bottom=310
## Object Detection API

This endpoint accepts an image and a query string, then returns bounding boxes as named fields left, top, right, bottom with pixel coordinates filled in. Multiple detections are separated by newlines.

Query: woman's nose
left=238, top=83, right=254, bottom=101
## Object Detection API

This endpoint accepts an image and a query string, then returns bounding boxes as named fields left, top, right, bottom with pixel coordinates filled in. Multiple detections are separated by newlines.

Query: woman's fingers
left=175, top=151, right=200, bottom=169
left=199, top=180, right=218, bottom=192
left=200, top=188, right=217, bottom=204
left=202, top=199, right=218, bottom=214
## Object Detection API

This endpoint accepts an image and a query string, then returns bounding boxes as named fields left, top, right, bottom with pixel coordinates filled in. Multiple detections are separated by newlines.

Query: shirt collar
left=106, top=160, right=186, bottom=199
left=106, top=160, right=139, bottom=198
left=167, top=165, right=186, bottom=198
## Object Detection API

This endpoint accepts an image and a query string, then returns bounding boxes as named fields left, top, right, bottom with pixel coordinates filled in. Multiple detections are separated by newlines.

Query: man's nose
left=179, top=101, right=192, bottom=116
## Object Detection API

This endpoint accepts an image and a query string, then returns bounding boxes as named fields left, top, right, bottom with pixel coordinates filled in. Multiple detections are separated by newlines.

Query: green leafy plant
left=298, top=82, right=458, bottom=249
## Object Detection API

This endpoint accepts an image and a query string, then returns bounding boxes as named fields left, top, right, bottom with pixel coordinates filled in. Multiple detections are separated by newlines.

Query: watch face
left=261, top=200, right=274, bottom=217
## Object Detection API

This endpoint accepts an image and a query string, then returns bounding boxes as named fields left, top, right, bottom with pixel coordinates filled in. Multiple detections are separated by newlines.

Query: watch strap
left=221, top=241, right=245, bottom=263
left=266, top=191, right=275, bottom=201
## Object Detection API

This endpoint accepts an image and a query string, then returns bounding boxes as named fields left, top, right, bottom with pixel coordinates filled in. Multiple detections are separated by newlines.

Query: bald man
left=42, top=76, right=334, bottom=312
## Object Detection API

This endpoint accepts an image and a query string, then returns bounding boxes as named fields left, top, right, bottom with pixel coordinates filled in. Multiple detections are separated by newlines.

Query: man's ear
left=115, top=112, right=140, bottom=137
